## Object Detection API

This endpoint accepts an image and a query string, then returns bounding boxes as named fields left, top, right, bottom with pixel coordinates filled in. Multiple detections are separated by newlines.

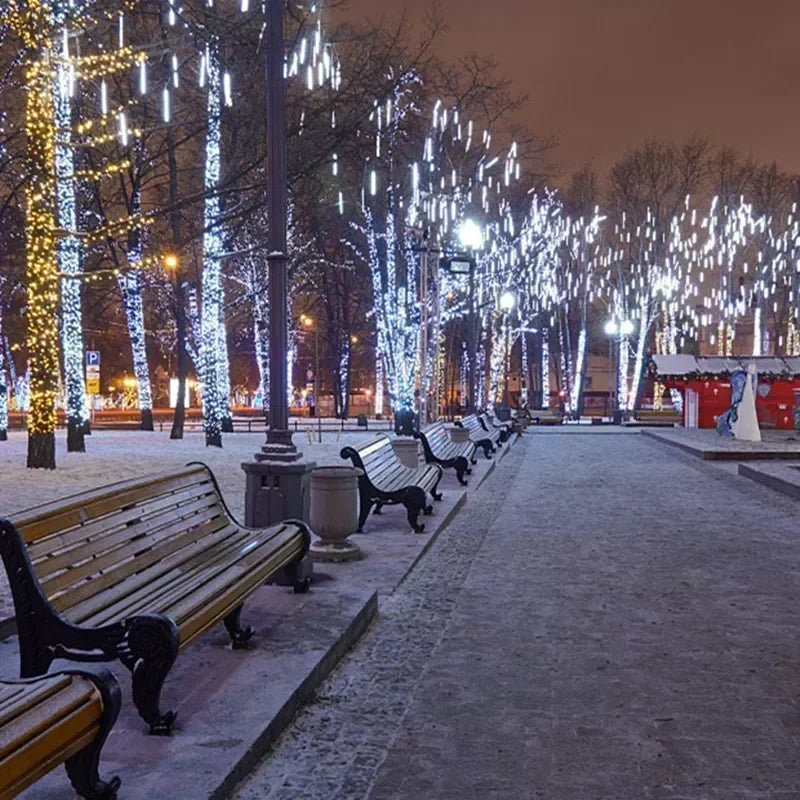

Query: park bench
left=0, top=463, right=312, bottom=735
left=0, top=669, right=121, bottom=799
left=341, top=436, right=443, bottom=533
left=413, top=422, right=474, bottom=486
left=455, top=414, right=498, bottom=459
left=482, top=411, right=512, bottom=442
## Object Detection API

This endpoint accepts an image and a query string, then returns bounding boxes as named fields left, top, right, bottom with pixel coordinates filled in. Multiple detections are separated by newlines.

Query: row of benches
left=340, top=412, right=519, bottom=535
left=0, top=411, right=522, bottom=797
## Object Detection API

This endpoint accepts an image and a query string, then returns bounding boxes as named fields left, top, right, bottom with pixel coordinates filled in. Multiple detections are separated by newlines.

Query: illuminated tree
left=9, top=0, right=61, bottom=468
left=199, top=40, right=226, bottom=447
left=0, top=292, right=8, bottom=441
left=54, top=48, right=87, bottom=452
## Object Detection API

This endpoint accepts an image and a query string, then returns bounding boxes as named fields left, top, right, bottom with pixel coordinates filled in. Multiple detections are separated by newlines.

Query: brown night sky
left=335, top=0, right=800, bottom=180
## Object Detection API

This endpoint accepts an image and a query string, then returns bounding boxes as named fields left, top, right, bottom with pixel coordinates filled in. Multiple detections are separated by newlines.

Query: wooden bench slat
left=165, top=535, right=303, bottom=641
left=40, top=497, right=225, bottom=596
left=0, top=694, right=102, bottom=796
left=88, top=523, right=298, bottom=629
left=372, top=462, right=413, bottom=491
left=0, top=676, right=73, bottom=729
left=2, top=725, right=97, bottom=799
left=37, top=493, right=223, bottom=587
left=74, top=522, right=297, bottom=629
left=28, top=481, right=217, bottom=564
left=59, top=516, right=237, bottom=621
left=12, top=466, right=207, bottom=532
left=0, top=679, right=97, bottom=761
left=15, top=467, right=209, bottom=543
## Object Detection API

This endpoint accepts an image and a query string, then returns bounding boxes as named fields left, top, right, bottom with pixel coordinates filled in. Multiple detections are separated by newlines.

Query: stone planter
left=391, top=437, right=420, bottom=469
left=448, top=426, right=470, bottom=445
left=309, top=466, right=363, bottom=562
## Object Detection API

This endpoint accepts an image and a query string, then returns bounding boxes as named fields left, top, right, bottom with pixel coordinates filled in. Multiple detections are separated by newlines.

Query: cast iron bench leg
left=224, top=605, right=255, bottom=650
left=357, top=487, right=373, bottom=532
left=65, top=670, right=122, bottom=800
left=121, top=615, right=180, bottom=735
left=455, top=457, right=469, bottom=486
left=403, top=487, right=427, bottom=533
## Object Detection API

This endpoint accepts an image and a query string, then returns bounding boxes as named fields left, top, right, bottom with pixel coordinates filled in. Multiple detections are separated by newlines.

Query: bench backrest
left=460, top=415, right=482, bottom=432
left=423, top=422, right=450, bottom=449
left=478, top=413, right=500, bottom=432
left=9, top=465, right=228, bottom=618
left=341, top=435, right=402, bottom=481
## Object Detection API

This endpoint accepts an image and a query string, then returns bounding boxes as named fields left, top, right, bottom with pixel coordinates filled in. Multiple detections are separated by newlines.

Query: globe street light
left=499, top=290, right=516, bottom=312
left=458, top=218, right=483, bottom=251
left=499, top=291, right=516, bottom=404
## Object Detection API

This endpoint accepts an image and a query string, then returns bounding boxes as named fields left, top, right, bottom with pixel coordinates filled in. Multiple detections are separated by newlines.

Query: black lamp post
left=264, top=0, right=295, bottom=456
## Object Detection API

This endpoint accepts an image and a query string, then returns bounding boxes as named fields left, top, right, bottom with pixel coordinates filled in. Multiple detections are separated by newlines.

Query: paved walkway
left=235, top=433, right=800, bottom=799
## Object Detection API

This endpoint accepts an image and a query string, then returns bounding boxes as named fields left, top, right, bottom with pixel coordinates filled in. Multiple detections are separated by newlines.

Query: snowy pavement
left=234, top=432, right=800, bottom=799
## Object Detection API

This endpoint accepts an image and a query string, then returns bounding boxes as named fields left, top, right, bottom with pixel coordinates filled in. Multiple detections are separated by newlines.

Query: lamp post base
left=260, top=428, right=302, bottom=463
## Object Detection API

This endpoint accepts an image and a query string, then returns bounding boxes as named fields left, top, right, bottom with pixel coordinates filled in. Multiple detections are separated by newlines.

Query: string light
left=200, top=40, right=226, bottom=447
left=23, top=56, right=60, bottom=467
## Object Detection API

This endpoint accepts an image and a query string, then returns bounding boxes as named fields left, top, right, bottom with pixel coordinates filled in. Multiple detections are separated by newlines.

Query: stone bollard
left=391, top=437, right=420, bottom=468
left=448, top=426, right=470, bottom=445
left=309, top=466, right=363, bottom=562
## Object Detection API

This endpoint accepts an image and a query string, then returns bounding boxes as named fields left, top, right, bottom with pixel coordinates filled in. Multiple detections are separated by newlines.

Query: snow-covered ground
left=0, top=429, right=390, bottom=520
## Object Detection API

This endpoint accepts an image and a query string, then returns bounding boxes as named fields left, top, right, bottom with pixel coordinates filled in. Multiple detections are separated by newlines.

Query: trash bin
left=394, top=408, right=415, bottom=436
left=392, top=437, right=420, bottom=468
left=309, top=466, right=363, bottom=562
left=449, top=426, right=470, bottom=445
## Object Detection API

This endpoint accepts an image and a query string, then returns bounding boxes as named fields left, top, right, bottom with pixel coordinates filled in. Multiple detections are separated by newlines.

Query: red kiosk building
left=650, top=354, right=800, bottom=430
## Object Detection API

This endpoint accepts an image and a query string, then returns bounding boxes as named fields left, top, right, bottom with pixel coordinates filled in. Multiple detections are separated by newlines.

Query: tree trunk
left=0, top=298, right=8, bottom=441
left=67, top=418, right=85, bottom=453
left=200, top=41, right=225, bottom=448
left=26, top=53, right=60, bottom=469
left=27, top=432, right=55, bottom=470
left=219, top=320, right=234, bottom=432
left=165, top=60, right=186, bottom=441
left=171, top=281, right=188, bottom=440
left=121, top=163, right=154, bottom=433
left=55, top=56, right=86, bottom=454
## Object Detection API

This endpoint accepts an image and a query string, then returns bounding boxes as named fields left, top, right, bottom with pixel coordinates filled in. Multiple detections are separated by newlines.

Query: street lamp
left=459, top=219, right=482, bottom=411
left=499, top=291, right=516, bottom=405
left=458, top=219, right=483, bottom=251
left=264, top=0, right=294, bottom=456
left=499, top=291, right=516, bottom=312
